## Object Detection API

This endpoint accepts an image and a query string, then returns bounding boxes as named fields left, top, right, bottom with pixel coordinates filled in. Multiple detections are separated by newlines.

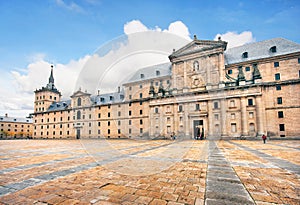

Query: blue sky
left=0, top=0, right=299, bottom=71
left=0, top=0, right=299, bottom=117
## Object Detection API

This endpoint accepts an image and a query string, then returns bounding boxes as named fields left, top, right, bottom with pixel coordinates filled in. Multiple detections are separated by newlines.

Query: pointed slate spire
left=49, top=65, right=54, bottom=84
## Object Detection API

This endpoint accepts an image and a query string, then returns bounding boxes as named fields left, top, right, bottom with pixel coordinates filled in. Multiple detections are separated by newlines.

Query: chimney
left=118, top=86, right=120, bottom=93
left=97, top=90, right=100, bottom=96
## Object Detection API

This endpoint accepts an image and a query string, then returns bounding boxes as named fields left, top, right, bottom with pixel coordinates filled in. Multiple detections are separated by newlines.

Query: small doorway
left=76, top=129, right=80, bottom=139
left=193, top=120, right=203, bottom=139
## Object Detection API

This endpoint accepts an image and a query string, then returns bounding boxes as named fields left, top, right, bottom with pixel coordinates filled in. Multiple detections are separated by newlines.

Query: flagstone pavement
left=0, top=139, right=299, bottom=205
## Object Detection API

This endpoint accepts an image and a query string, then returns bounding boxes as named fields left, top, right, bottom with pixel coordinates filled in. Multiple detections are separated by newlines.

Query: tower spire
left=49, top=65, right=54, bottom=84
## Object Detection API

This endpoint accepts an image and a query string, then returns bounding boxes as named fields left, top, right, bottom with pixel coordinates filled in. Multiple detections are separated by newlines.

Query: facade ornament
left=252, top=63, right=262, bottom=80
left=237, top=66, right=245, bottom=81
left=158, top=80, right=165, bottom=96
left=149, top=81, right=155, bottom=96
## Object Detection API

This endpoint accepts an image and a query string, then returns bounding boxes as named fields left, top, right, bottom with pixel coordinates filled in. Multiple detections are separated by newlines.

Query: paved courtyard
left=0, top=139, right=299, bottom=205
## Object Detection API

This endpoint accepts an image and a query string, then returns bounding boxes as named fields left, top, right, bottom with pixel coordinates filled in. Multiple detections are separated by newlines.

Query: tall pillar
left=240, top=97, right=248, bottom=136
left=220, top=98, right=227, bottom=136
left=184, top=103, right=189, bottom=137
left=207, top=100, right=214, bottom=137
left=218, top=53, right=225, bottom=83
left=172, top=63, right=177, bottom=89
left=173, top=103, right=178, bottom=135
left=256, top=95, right=264, bottom=135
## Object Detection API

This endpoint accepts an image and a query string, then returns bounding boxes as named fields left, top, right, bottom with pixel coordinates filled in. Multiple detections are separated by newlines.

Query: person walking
left=262, top=134, right=267, bottom=144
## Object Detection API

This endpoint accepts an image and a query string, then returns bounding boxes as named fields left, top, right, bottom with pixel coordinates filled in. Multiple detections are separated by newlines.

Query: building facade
left=0, top=114, right=32, bottom=139
left=32, top=36, right=300, bottom=139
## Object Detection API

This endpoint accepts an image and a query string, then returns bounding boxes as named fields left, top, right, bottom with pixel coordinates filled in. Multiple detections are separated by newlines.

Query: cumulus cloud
left=124, top=20, right=191, bottom=40
left=214, top=31, right=255, bottom=48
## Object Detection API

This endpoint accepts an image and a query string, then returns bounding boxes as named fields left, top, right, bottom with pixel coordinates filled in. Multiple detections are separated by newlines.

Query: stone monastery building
left=32, top=36, right=300, bottom=139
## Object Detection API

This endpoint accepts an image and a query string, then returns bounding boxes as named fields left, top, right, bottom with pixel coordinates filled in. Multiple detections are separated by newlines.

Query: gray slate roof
left=225, top=38, right=300, bottom=65
left=91, top=92, right=125, bottom=105
left=48, top=100, right=71, bottom=111
left=0, top=116, right=32, bottom=123
left=126, top=63, right=171, bottom=84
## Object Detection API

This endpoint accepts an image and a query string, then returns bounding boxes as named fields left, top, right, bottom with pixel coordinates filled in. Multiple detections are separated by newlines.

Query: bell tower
left=34, top=65, right=61, bottom=113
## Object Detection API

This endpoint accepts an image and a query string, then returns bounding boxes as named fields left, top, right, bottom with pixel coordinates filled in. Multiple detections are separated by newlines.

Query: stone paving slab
left=0, top=139, right=299, bottom=204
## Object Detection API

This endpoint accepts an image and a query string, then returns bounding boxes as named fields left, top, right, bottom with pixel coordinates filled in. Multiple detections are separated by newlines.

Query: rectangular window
left=277, top=97, right=282, bottom=104
left=140, top=119, right=143, bottom=125
left=140, top=93, right=143, bottom=98
left=214, top=102, right=219, bottom=109
left=108, top=112, right=110, bottom=117
left=249, top=112, right=254, bottom=119
left=245, top=67, right=250, bottom=72
left=155, top=107, right=159, bottom=113
left=278, top=111, right=284, bottom=118
left=108, top=129, right=110, bottom=134
left=140, top=110, right=143, bottom=115
left=276, top=85, right=281, bottom=90
left=140, top=101, right=143, bottom=105
left=279, top=124, right=285, bottom=131
left=129, top=128, right=131, bottom=134
left=228, top=69, right=232, bottom=74
left=248, top=99, right=253, bottom=106
left=129, top=111, right=131, bottom=116
left=274, top=62, right=279, bottom=67
left=178, top=105, right=183, bottom=112
left=129, top=95, right=132, bottom=99
left=98, top=122, right=101, bottom=126
left=231, top=113, right=236, bottom=119
left=108, top=121, right=110, bottom=126
left=195, top=104, right=200, bottom=111
left=231, top=123, right=237, bottom=133
left=140, top=128, right=143, bottom=134
left=118, top=129, right=121, bottom=134
left=118, top=111, right=121, bottom=116
left=230, top=100, right=235, bottom=107
left=129, top=120, right=131, bottom=125
left=89, top=130, right=91, bottom=135
left=214, top=114, right=219, bottom=120
left=118, top=121, right=121, bottom=126
left=298, top=58, right=300, bottom=64
left=98, top=130, right=101, bottom=134
left=275, top=73, right=280, bottom=80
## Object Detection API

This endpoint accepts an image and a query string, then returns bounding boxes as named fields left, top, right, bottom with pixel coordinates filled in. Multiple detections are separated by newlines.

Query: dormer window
left=140, top=73, right=144, bottom=79
left=156, top=70, right=160, bottom=76
left=242, top=52, right=248, bottom=58
left=109, top=96, right=114, bottom=101
left=270, top=46, right=277, bottom=53
left=100, top=97, right=105, bottom=102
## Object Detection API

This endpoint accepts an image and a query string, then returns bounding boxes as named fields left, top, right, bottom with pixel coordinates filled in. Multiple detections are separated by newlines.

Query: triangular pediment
left=70, top=90, right=91, bottom=98
left=169, top=39, right=227, bottom=60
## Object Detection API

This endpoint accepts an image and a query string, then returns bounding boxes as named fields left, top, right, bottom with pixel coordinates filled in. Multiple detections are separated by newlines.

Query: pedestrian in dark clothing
left=262, top=134, right=267, bottom=144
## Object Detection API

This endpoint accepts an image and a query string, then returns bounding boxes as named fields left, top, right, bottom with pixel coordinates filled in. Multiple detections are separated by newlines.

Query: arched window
left=77, top=110, right=81, bottom=120
left=193, top=61, right=199, bottom=71
left=77, top=97, right=81, bottom=106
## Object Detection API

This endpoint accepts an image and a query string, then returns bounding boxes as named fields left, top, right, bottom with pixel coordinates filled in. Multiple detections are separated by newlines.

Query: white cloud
left=214, top=31, right=255, bottom=48
left=124, top=20, right=191, bottom=40
left=163, top=21, right=191, bottom=40
left=124, top=20, right=149, bottom=35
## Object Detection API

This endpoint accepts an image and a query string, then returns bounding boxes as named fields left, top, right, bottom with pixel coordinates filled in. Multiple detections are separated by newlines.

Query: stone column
left=255, top=95, right=264, bottom=135
left=220, top=98, right=227, bottom=137
left=183, top=62, right=188, bottom=92
left=173, top=103, right=178, bottom=135
left=172, top=63, right=177, bottom=89
left=240, top=97, right=248, bottom=136
left=149, top=107, right=153, bottom=137
left=218, top=53, right=225, bottom=83
left=207, top=100, right=214, bottom=137
left=184, top=103, right=190, bottom=137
